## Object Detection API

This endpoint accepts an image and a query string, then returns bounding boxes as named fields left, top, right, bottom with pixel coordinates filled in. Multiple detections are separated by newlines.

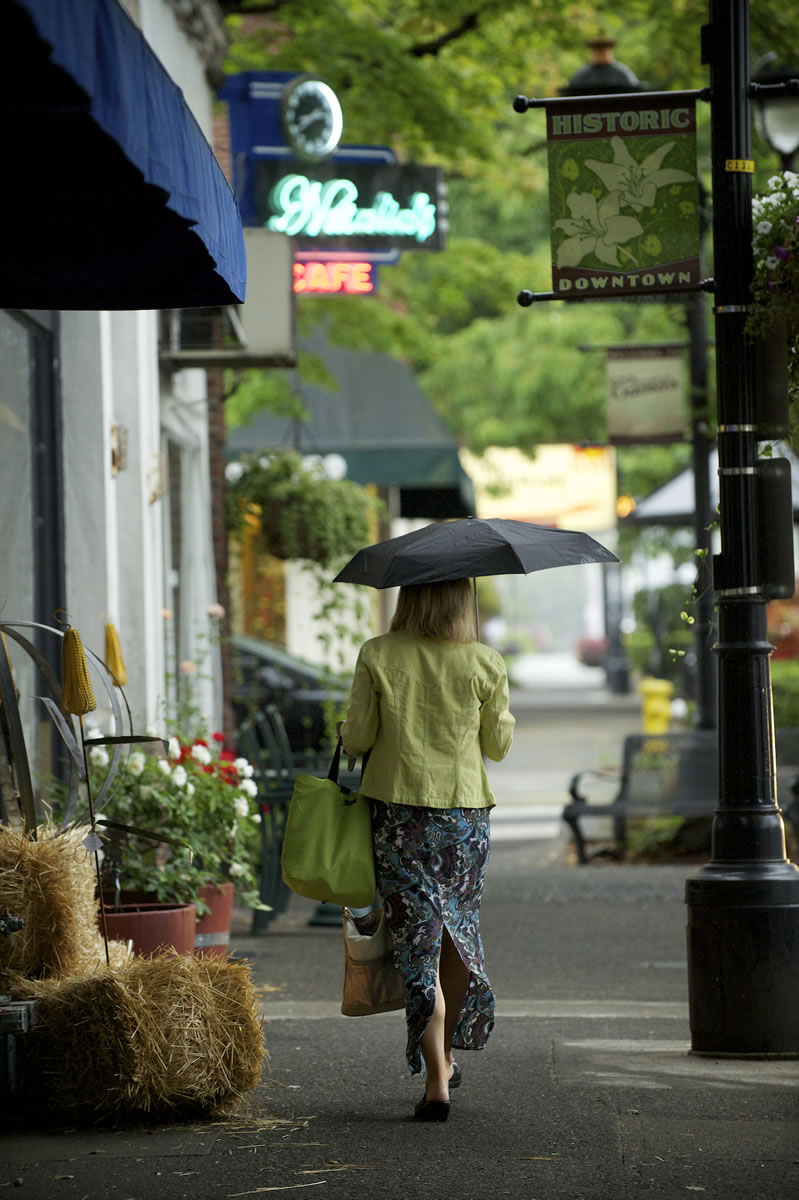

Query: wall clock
left=281, top=76, right=343, bottom=161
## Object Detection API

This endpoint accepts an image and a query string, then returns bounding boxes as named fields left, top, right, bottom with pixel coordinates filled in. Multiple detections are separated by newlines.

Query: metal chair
left=237, top=705, right=296, bottom=933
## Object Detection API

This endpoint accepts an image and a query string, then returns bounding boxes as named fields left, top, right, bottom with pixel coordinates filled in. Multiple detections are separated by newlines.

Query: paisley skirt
left=370, top=799, right=494, bottom=1075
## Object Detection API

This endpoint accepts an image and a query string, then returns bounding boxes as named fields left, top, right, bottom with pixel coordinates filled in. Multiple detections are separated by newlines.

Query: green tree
left=220, top=0, right=798, bottom=487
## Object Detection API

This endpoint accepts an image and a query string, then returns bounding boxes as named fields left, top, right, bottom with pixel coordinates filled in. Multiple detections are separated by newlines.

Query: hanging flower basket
left=748, top=171, right=799, bottom=436
left=226, top=449, right=383, bottom=567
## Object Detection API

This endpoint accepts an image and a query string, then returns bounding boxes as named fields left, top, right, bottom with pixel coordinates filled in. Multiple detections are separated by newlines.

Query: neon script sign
left=268, top=174, right=436, bottom=243
left=255, top=160, right=446, bottom=251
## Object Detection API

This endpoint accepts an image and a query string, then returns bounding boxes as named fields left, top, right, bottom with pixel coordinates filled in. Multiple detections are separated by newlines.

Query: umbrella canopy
left=333, top=518, right=619, bottom=589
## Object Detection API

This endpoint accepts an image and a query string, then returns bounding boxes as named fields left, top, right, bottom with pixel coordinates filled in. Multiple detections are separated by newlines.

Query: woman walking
left=339, top=578, right=515, bottom=1122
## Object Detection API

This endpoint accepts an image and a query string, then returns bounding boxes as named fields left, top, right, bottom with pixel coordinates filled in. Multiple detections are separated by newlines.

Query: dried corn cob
left=62, top=626, right=96, bottom=715
left=104, top=622, right=128, bottom=687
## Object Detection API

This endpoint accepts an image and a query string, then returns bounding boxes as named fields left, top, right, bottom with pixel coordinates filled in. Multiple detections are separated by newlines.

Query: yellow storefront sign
left=459, top=444, right=616, bottom=532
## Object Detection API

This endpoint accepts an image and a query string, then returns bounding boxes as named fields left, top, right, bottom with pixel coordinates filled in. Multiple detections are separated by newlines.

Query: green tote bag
left=281, top=740, right=375, bottom=908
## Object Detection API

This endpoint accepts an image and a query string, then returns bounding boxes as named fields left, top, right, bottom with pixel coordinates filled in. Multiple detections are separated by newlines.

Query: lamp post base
left=686, top=868, right=799, bottom=1057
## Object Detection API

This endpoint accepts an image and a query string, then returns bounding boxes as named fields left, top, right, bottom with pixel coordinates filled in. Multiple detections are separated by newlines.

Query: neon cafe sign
left=293, top=259, right=376, bottom=295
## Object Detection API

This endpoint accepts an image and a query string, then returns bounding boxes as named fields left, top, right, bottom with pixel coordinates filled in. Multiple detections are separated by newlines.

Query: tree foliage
left=220, top=0, right=799, bottom=499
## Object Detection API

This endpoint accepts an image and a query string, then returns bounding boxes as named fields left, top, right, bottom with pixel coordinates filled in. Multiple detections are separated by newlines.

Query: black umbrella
left=333, top=517, right=619, bottom=589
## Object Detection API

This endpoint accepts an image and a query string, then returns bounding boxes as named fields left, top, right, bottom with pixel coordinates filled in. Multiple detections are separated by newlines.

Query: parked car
left=231, top=636, right=349, bottom=758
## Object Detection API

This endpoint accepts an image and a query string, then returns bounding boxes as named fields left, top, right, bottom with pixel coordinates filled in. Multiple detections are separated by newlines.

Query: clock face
left=281, top=77, right=343, bottom=161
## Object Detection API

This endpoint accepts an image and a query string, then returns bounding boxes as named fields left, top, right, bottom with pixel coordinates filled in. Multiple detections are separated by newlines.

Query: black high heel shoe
left=414, top=1094, right=451, bottom=1122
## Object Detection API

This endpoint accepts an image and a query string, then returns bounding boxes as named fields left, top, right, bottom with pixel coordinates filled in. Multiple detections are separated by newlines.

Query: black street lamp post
left=684, top=0, right=799, bottom=1055
left=515, top=0, right=799, bottom=1054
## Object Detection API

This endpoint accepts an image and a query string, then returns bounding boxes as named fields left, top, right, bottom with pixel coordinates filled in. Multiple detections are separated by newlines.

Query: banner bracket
left=513, top=88, right=710, bottom=114
left=518, top=280, right=715, bottom=307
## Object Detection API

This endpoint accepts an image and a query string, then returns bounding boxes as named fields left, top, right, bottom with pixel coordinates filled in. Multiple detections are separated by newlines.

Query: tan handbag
left=341, top=907, right=405, bottom=1017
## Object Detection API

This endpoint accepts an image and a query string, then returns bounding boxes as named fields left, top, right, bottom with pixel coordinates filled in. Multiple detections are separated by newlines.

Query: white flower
left=186, top=781, right=195, bottom=797
left=784, top=170, right=798, bottom=189
left=191, top=743, right=212, bottom=765
left=168, top=736, right=181, bottom=761
left=88, top=745, right=109, bottom=767
left=225, top=461, right=245, bottom=483
left=765, top=256, right=779, bottom=270
left=127, top=751, right=146, bottom=777
left=157, top=758, right=172, bottom=776
left=229, top=822, right=238, bottom=839
left=757, top=220, right=772, bottom=235
left=173, top=765, right=188, bottom=788
left=234, top=757, right=254, bottom=778
left=251, top=812, right=262, bottom=824
left=228, top=861, right=245, bottom=877
left=207, top=602, right=225, bottom=619
left=239, top=778, right=258, bottom=798
left=234, top=795, right=250, bottom=818
left=768, top=175, right=784, bottom=190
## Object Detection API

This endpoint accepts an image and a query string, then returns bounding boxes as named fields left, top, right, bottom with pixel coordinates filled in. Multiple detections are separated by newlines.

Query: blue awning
left=2, top=0, right=246, bottom=309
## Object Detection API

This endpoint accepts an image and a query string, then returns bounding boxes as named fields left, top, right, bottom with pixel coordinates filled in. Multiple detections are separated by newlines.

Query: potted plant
left=748, top=170, right=799, bottom=435
left=226, top=448, right=381, bottom=566
left=88, top=730, right=263, bottom=956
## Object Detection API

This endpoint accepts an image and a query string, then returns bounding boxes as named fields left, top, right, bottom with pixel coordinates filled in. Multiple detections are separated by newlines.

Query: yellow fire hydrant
left=639, top=676, right=674, bottom=734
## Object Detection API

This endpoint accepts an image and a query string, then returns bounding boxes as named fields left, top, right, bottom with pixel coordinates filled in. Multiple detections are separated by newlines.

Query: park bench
left=562, top=727, right=799, bottom=864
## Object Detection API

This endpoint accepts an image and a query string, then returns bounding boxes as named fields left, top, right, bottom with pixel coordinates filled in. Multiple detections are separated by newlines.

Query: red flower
left=212, top=731, right=225, bottom=743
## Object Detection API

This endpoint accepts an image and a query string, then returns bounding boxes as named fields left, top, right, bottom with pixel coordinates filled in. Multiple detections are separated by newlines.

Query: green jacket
left=339, top=630, right=515, bottom=810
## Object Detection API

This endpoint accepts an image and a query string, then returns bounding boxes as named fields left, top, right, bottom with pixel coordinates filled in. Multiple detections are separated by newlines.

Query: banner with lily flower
left=547, top=96, right=699, bottom=297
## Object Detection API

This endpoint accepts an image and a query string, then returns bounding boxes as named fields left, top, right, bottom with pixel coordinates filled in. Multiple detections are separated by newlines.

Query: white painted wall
left=161, top=368, right=223, bottom=733
left=55, top=2, right=225, bottom=737
left=138, top=0, right=216, bottom=139
left=59, top=309, right=167, bottom=732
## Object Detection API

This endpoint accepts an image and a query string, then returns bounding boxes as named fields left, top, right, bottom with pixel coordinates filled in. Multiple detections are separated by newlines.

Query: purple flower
left=767, top=277, right=777, bottom=293
left=775, top=245, right=792, bottom=261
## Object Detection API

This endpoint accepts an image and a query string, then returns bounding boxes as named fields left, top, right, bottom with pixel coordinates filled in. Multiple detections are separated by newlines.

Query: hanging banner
left=606, top=346, right=686, bottom=444
left=547, top=96, right=699, bottom=298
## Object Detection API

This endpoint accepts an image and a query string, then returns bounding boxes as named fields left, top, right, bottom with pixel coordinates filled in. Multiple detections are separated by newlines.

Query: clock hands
left=294, top=110, right=327, bottom=134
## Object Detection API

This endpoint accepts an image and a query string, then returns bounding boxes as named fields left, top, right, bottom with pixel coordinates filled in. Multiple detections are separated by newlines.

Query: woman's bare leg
left=419, top=928, right=471, bottom=1101
left=440, top=927, right=470, bottom=1070
left=419, top=973, right=449, bottom=1102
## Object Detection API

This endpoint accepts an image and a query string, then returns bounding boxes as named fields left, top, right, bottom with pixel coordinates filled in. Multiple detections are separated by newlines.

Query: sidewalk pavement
left=3, top=678, right=799, bottom=1200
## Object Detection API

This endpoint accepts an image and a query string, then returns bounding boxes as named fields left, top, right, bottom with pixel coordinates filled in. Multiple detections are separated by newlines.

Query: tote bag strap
left=328, top=738, right=371, bottom=794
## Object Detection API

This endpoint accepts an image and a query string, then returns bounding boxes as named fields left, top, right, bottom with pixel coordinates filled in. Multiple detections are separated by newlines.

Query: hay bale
left=0, top=824, right=131, bottom=982
left=17, top=953, right=265, bottom=1121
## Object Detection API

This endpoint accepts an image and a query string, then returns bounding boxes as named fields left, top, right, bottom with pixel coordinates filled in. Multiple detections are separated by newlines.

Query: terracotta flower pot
left=194, top=881, right=234, bottom=959
left=101, top=901, right=196, bottom=956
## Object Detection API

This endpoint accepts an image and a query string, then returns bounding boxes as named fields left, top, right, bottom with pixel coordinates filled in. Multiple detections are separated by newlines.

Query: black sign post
left=684, top=0, right=799, bottom=1057
left=514, top=0, right=799, bottom=1054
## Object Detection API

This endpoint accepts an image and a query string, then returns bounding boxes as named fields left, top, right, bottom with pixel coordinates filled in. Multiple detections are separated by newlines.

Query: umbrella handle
left=472, top=577, right=480, bottom=642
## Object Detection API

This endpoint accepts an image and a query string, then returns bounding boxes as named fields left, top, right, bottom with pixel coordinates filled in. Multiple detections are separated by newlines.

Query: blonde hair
left=390, top=579, right=475, bottom=642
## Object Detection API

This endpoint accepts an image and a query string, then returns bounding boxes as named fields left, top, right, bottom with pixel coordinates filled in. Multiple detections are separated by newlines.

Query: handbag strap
left=328, top=737, right=344, bottom=783
left=328, top=738, right=371, bottom=791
